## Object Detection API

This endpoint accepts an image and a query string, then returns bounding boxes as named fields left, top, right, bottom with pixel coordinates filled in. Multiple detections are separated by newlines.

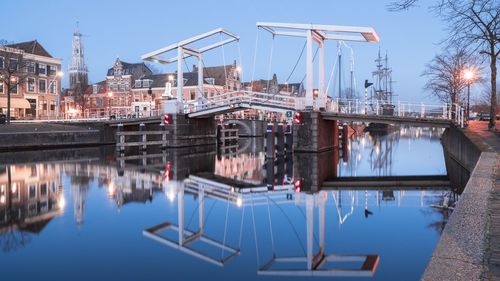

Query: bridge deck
left=321, top=112, right=452, bottom=128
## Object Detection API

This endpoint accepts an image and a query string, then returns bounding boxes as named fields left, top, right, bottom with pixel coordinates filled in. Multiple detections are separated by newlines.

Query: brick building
left=0, top=41, right=62, bottom=118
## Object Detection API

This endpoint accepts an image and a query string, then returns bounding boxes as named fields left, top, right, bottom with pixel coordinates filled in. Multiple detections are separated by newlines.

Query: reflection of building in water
left=61, top=162, right=163, bottom=210
left=0, top=164, right=64, bottom=251
left=214, top=152, right=265, bottom=184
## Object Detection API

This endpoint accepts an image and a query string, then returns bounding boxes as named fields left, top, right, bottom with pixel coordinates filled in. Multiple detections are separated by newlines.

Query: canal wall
left=0, top=123, right=113, bottom=151
left=423, top=124, right=498, bottom=281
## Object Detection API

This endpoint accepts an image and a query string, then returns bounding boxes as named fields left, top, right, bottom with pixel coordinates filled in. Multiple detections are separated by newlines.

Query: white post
left=177, top=47, right=184, bottom=106
left=199, top=185, right=204, bottom=234
left=306, top=194, right=314, bottom=270
left=178, top=184, right=185, bottom=245
left=197, top=54, right=203, bottom=105
left=318, top=40, right=325, bottom=110
left=442, top=103, right=447, bottom=119
left=305, top=30, right=314, bottom=110
left=398, top=101, right=401, bottom=117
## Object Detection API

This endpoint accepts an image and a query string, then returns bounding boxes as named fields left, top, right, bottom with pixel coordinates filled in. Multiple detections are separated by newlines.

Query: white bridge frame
left=256, top=22, right=379, bottom=111
left=141, top=28, right=240, bottom=109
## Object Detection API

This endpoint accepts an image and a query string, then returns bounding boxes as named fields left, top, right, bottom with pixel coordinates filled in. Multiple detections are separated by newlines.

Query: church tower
left=69, top=22, right=88, bottom=89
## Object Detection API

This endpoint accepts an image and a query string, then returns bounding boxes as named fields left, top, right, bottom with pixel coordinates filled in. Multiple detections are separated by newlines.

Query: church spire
left=69, top=22, right=88, bottom=89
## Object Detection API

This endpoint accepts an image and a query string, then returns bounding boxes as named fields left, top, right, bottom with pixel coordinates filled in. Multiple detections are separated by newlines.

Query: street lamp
left=463, top=69, right=475, bottom=121
left=53, top=71, right=63, bottom=119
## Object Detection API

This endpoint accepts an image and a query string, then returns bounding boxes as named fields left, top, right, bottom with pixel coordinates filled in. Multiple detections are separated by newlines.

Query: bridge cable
left=221, top=194, right=231, bottom=260
left=265, top=35, right=275, bottom=93
left=238, top=204, right=245, bottom=249
left=325, top=43, right=341, bottom=99
left=265, top=194, right=307, bottom=256
left=266, top=197, right=276, bottom=258
left=250, top=29, right=260, bottom=91
left=251, top=193, right=261, bottom=268
left=285, top=41, right=307, bottom=84
left=220, top=32, right=228, bottom=91
left=237, top=40, right=244, bottom=87
left=298, top=45, right=320, bottom=91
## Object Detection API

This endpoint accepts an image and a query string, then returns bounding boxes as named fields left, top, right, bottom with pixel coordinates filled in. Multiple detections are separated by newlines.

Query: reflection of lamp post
left=463, top=69, right=475, bottom=121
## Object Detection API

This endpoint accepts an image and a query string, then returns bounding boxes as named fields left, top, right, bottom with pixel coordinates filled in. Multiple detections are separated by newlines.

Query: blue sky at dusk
left=0, top=0, right=450, bottom=102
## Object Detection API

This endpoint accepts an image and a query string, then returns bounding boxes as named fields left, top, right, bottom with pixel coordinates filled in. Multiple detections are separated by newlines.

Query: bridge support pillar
left=293, top=111, right=339, bottom=153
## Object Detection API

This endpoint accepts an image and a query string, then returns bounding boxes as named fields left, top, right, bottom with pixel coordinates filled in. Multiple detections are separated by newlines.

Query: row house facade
left=0, top=41, right=62, bottom=118
left=84, top=58, right=241, bottom=117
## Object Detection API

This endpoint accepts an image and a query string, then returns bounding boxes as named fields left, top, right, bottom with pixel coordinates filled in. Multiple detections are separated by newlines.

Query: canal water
left=0, top=126, right=463, bottom=281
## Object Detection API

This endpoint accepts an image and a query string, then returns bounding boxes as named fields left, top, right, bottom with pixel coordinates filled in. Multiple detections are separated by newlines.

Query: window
left=190, top=90, right=195, bottom=100
left=0, top=56, right=3, bottom=68
left=49, top=80, right=56, bottom=94
left=50, top=102, right=55, bottom=111
left=92, top=84, right=99, bottom=94
left=29, top=184, right=36, bottom=198
left=39, top=79, right=46, bottom=93
left=48, top=65, right=56, bottom=76
left=40, top=183, right=47, bottom=196
left=0, top=82, right=3, bottom=94
left=8, top=58, right=18, bottom=70
left=27, top=77, right=36, bottom=92
left=134, top=80, right=142, bottom=88
left=27, top=62, right=35, bottom=73
left=11, top=84, right=17, bottom=94
left=38, top=63, right=47, bottom=75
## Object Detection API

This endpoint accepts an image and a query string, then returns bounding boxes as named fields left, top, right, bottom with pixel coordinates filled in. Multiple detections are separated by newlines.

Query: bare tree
left=0, top=46, right=29, bottom=123
left=422, top=48, right=478, bottom=107
left=389, top=0, right=499, bottom=129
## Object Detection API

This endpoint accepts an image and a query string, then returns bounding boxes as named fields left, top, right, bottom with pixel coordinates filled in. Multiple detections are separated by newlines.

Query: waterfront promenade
left=423, top=121, right=500, bottom=281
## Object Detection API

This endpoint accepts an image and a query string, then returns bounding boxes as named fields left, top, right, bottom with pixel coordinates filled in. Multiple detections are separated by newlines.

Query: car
left=0, top=114, right=5, bottom=124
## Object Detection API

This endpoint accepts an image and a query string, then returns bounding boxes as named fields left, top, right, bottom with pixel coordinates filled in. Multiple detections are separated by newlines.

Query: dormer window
left=135, top=80, right=142, bottom=88
left=205, top=78, right=215, bottom=85
left=115, top=69, right=122, bottom=77
left=143, top=79, right=152, bottom=88
left=93, top=84, right=99, bottom=94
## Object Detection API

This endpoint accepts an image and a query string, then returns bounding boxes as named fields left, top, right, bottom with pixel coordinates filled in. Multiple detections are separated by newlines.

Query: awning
left=0, top=97, right=31, bottom=109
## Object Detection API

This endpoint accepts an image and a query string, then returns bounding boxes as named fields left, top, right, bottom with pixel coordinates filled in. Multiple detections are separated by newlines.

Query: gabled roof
left=193, top=64, right=234, bottom=86
left=107, top=60, right=152, bottom=79
left=7, top=40, right=52, bottom=58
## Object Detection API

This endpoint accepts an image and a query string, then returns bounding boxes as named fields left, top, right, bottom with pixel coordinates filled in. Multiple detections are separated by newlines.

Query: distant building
left=85, top=59, right=242, bottom=117
left=0, top=40, right=62, bottom=118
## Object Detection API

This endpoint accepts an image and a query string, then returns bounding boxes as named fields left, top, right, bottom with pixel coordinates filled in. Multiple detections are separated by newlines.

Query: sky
left=0, top=0, right=452, bottom=103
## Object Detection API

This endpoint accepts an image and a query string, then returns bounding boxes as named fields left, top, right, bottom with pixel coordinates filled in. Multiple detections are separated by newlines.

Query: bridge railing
left=183, top=91, right=299, bottom=114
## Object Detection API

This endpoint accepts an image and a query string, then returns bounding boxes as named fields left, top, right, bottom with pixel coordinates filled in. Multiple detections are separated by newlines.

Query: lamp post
left=52, top=71, right=63, bottom=119
left=463, top=69, right=475, bottom=122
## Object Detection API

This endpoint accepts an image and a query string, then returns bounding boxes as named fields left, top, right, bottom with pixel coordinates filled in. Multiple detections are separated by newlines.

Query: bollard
left=140, top=123, right=147, bottom=150
left=285, top=124, right=293, bottom=153
left=265, top=123, right=275, bottom=159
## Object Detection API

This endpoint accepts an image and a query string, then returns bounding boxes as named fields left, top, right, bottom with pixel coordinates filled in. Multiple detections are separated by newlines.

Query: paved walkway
left=465, top=121, right=500, bottom=280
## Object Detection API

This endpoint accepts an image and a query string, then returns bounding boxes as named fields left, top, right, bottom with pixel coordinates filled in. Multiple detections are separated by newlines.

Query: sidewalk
left=0, top=123, right=94, bottom=134
left=465, top=121, right=500, bottom=280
